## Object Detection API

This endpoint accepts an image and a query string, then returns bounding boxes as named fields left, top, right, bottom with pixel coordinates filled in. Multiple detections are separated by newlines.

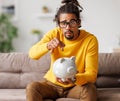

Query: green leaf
left=0, top=13, right=18, bottom=52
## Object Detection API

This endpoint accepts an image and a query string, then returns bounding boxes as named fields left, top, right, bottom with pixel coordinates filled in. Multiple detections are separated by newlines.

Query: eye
left=60, top=21, right=66, bottom=25
left=70, top=19, right=77, bottom=25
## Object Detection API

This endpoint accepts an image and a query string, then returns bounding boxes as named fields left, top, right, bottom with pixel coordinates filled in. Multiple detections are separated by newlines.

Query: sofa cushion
left=0, top=89, right=26, bottom=101
left=0, top=52, right=50, bottom=88
left=98, top=53, right=120, bottom=76
left=96, top=76, right=120, bottom=88
left=56, top=98, right=79, bottom=101
left=0, top=89, right=54, bottom=101
left=97, top=88, right=120, bottom=101
left=96, top=53, right=120, bottom=88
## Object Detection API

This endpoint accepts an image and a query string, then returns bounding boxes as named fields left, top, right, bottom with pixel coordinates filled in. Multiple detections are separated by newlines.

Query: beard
left=64, top=30, right=74, bottom=40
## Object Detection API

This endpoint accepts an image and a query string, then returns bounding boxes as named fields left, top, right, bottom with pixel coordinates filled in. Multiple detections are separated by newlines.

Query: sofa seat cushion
left=56, top=88, right=120, bottom=101
left=56, top=98, right=79, bottom=101
left=0, top=89, right=26, bottom=101
left=0, top=89, right=53, bottom=101
left=97, top=88, right=120, bottom=101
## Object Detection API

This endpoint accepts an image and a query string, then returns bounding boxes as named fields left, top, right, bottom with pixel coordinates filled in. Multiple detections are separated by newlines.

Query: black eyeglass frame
left=58, top=19, right=79, bottom=28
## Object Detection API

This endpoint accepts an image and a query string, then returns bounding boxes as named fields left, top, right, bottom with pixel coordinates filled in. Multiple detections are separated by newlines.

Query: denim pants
left=26, top=80, right=97, bottom=101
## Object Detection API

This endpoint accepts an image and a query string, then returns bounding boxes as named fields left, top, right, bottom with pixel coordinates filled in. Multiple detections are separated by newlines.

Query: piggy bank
left=53, top=56, right=77, bottom=82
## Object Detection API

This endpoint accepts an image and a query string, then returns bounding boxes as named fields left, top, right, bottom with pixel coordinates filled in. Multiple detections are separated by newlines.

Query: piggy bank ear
left=70, top=56, right=75, bottom=61
left=60, top=58, right=65, bottom=63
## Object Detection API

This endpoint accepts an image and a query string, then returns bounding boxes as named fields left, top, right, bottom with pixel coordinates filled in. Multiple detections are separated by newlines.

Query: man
left=26, top=0, right=98, bottom=101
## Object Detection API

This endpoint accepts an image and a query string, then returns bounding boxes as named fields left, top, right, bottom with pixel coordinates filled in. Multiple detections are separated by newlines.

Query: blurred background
left=0, top=0, right=120, bottom=53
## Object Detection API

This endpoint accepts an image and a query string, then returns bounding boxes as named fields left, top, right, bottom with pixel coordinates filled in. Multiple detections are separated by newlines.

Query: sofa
left=0, top=52, right=120, bottom=101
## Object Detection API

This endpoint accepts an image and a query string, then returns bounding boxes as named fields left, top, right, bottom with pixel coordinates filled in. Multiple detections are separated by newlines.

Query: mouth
left=64, top=30, right=74, bottom=40
left=65, top=30, right=73, bottom=35
left=65, top=33, right=71, bottom=36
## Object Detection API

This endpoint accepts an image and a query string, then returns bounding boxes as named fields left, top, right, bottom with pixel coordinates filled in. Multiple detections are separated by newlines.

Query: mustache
left=65, top=30, right=73, bottom=34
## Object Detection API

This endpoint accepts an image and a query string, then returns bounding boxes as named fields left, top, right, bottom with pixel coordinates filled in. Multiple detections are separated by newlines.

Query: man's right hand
left=47, top=38, right=65, bottom=52
left=56, top=78, right=75, bottom=85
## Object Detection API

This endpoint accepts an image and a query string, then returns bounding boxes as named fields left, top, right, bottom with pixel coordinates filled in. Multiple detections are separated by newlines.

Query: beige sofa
left=0, top=52, right=120, bottom=101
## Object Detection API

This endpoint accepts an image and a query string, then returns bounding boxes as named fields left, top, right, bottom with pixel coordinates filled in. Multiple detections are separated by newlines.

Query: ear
left=60, top=58, right=65, bottom=63
left=70, top=56, right=76, bottom=61
left=77, top=19, right=81, bottom=28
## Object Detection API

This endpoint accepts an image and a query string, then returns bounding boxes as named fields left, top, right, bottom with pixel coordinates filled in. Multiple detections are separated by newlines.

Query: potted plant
left=0, top=13, right=18, bottom=52
left=31, top=29, right=43, bottom=41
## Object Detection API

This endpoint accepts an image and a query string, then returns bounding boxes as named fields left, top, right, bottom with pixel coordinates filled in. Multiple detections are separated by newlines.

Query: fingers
left=47, top=38, right=65, bottom=52
left=47, top=38, right=59, bottom=50
left=57, top=78, right=69, bottom=85
left=56, top=78, right=74, bottom=85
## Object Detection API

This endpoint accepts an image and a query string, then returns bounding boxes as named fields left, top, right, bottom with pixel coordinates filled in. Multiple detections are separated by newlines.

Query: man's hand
left=56, top=77, right=76, bottom=85
left=47, top=38, right=65, bottom=52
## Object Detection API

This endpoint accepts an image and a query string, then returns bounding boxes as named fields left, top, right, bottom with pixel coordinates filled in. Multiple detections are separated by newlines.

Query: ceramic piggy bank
left=53, top=56, right=77, bottom=82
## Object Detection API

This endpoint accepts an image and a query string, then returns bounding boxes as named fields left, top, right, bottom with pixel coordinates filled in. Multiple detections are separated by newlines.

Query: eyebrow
left=60, top=19, right=77, bottom=22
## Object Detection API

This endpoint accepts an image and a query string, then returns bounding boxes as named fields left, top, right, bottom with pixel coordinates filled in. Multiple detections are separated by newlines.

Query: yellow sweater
left=29, top=27, right=98, bottom=88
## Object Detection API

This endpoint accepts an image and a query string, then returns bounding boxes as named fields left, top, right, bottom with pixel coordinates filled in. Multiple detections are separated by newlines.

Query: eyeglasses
left=59, top=19, right=79, bottom=28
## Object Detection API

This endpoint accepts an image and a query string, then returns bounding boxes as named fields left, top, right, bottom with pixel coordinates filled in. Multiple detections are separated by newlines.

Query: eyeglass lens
left=59, top=19, right=78, bottom=28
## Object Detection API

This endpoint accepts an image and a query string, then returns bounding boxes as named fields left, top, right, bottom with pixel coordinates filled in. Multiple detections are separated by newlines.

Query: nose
left=66, top=24, right=71, bottom=29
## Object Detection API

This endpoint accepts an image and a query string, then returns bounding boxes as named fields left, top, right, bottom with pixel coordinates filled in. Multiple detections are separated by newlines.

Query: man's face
left=59, top=13, right=80, bottom=40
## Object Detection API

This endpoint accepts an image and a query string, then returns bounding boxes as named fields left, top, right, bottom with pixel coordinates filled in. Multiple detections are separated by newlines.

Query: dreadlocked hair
left=54, top=0, right=83, bottom=25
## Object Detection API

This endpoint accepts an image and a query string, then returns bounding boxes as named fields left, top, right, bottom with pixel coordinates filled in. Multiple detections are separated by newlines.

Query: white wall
left=81, top=0, right=120, bottom=53
left=13, top=0, right=61, bottom=52
left=12, top=0, right=120, bottom=53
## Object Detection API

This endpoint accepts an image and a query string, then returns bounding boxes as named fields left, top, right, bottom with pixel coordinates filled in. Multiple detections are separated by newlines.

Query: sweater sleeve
left=75, top=36, right=98, bottom=85
left=29, top=28, right=58, bottom=60
left=29, top=42, right=49, bottom=59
